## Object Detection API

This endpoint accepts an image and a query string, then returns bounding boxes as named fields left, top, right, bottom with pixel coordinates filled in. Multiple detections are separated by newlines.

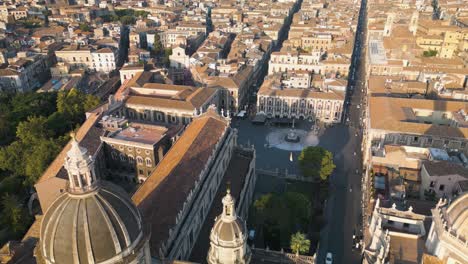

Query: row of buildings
left=255, top=0, right=359, bottom=123
left=362, top=0, right=468, bottom=263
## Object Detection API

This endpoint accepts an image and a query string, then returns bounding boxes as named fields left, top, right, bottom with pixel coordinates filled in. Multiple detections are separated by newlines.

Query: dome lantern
left=207, top=187, right=251, bottom=264
left=64, top=133, right=98, bottom=194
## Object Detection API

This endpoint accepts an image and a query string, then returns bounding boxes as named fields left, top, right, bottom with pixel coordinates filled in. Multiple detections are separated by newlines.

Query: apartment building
left=0, top=54, right=49, bottom=92
left=55, top=45, right=117, bottom=73
left=268, top=50, right=322, bottom=74
left=91, top=48, right=117, bottom=73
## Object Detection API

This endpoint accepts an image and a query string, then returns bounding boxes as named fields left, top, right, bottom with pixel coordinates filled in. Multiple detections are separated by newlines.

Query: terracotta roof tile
left=132, top=109, right=229, bottom=256
left=369, top=97, right=468, bottom=138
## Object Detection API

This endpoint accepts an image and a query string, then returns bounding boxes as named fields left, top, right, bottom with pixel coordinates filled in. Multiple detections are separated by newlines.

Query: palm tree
left=290, top=232, right=310, bottom=255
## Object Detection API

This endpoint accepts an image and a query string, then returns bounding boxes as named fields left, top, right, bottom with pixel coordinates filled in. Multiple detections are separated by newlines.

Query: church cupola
left=207, top=187, right=251, bottom=264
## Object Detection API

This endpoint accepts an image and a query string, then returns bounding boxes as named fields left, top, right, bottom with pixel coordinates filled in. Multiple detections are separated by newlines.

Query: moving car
left=326, top=252, right=333, bottom=264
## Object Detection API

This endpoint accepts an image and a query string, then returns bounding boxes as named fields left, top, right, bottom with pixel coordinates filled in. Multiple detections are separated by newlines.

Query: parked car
left=326, top=252, right=333, bottom=264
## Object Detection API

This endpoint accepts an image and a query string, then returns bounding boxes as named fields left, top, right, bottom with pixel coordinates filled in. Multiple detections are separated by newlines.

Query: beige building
left=268, top=50, right=321, bottom=75
left=91, top=47, right=117, bottom=73
left=55, top=45, right=117, bottom=73
left=257, top=76, right=344, bottom=123
left=117, top=78, right=220, bottom=125
left=367, top=97, right=468, bottom=163
left=55, top=45, right=93, bottom=70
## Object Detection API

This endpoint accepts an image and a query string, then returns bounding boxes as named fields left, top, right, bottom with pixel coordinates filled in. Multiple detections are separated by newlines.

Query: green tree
left=290, top=232, right=310, bottom=255
left=162, top=48, right=172, bottom=67
left=120, top=15, right=135, bottom=25
left=57, top=88, right=100, bottom=124
left=153, top=33, right=163, bottom=54
left=16, top=116, right=51, bottom=145
left=79, top=23, right=91, bottom=32
left=1, top=194, right=31, bottom=234
left=298, top=146, right=336, bottom=181
left=134, top=10, right=149, bottom=18
left=423, top=49, right=438, bottom=57
left=253, top=192, right=311, bottom=249
left=23, top=139, right=61, bottom=185
left=0, top=141, right=26, bottom=176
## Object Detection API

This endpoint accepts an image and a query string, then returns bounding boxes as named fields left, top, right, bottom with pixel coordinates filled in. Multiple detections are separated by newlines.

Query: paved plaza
left=234, top=118, right=351, bottom=176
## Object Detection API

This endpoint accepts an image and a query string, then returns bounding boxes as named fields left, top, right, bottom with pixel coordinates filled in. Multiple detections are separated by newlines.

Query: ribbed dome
left=210, top=218, right=247, bottom=245
left=446, top=193, right=468, bottom=237
left=40, top=182, right=145, bottom=264
left=207, top=189, right=250, bottom=264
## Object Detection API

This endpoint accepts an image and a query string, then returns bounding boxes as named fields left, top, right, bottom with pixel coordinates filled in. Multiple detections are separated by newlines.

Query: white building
left=425, top=194, right=468, bottom=264
left=268, top=50, right=321, bottom=75
left=119, top=64, right=144, bottom=84
left=257, top=76, right=344, bottom=123
left=170, top=46, right=190, bottom=70
left=92, top=48, right=117, bottom=73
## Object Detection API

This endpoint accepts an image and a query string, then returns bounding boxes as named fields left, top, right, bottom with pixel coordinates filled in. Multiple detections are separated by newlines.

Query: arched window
left=111, top=152, right=118, bottom=160
left=119, top=153, right=126, bottom=162
left=128, top=155, right=135, bottom=164
left=145, top=158, right=152, bottom=167
left=137, top=156, right=143, bottom=165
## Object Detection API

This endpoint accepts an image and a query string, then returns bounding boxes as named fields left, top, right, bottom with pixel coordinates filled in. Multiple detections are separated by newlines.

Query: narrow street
left=317, top=0, right=368, bottom=263
left=235, top=0, right=369, bottom=261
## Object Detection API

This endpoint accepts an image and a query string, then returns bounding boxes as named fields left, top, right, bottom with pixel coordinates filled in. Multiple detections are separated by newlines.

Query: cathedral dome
left=40, top=183, right=146, bottom=264
left=209, top=193, right=247, bottom=246
left=39, top=136, right=150, bottom=264
left=208, top=188, right=250, bottom=264
left=445, top=193, right=468, bottom=237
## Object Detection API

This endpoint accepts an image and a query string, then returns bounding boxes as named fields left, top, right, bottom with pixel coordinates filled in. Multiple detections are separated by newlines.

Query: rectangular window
left=439, top=184, right=445, bottom=191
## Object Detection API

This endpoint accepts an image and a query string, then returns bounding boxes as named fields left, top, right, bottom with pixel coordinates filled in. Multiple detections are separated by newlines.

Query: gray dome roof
left=211, top=218, right=246, bottom=243
left=40, top=182, right=145, bottom=264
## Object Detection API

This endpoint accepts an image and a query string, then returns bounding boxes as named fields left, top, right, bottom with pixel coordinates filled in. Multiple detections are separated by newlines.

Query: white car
left=326, top=252, right=333, bottom=264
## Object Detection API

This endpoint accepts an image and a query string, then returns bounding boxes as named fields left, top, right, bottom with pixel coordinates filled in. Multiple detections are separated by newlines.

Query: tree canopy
left=153, top=33, right=163, bottom=54
left=298, top=146, right=336, bottom=181
left=78, top=23, right=91, bottom=32
left=423, top=49, right=438, bottom=57
left=0, top=89, right=100, bottom=243
left=162, top=48, right=173, bottom=67
left=290, top=232, right=310, bottom=255
left=1, top=194, right=31, bottom=235
left=253, top=192, right=311, bottom=249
